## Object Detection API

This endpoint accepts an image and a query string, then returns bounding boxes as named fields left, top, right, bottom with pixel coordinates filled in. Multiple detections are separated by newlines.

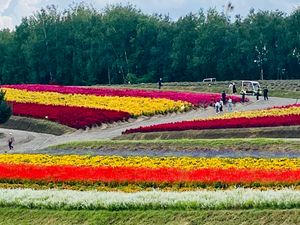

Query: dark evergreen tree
left=0, top=90, right=12, bottom=124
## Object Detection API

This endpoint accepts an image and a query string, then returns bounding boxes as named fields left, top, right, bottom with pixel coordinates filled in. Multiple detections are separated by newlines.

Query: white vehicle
left=241, top=81, right=262, bottom=95
left=203, top=78, right=216, bottom=83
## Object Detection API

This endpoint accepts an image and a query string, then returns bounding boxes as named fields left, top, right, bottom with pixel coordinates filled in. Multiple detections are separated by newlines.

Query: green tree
left=0, top=90, right=12, bottom=124
left=0, top=3, right=299, bottom=84
left=171, top=13, right=203, bottom=81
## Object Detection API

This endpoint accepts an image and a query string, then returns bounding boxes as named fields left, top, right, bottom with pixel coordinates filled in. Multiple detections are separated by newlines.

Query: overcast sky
left=0, top=0, right=299, bottom=30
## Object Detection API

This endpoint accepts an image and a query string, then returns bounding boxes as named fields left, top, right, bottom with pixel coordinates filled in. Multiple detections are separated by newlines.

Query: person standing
left=228, top=98, right=233, bottom=112
left=215, top=101, right=221, bottom=114
left=158, top=78, right=163, bottom=89
left=221, top=91, right=226, bottom=104
left=263, top=87, right=269, bottom=100
left=232, top=82, right=237, bottom=94
left=8, top=133, right=14, bottom=151
left=256, top=88, right=260, bottom=100
left=228, top=83, right=233, bottom=94
left=219, top=99, right=224, bottom=112
left=241, top=90, right=246, bottom=103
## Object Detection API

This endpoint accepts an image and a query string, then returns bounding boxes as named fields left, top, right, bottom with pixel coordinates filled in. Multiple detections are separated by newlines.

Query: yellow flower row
left=3, top=88, right=190, bottom=116
left=195, top=106, right=300, bottom=121
left=0, top=154, right=299, bottom=170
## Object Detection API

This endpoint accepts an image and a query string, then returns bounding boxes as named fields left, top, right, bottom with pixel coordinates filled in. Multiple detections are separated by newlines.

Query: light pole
left=281, top=68, right=286, bottom=80
left=254, top=45, right=268, bottom=80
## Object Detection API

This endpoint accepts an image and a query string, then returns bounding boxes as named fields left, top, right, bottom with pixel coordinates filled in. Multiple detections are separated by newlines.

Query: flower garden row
left=0, top=154, right=299, bottom=187
left=212, top=104, right=300, bottom=120
left=11, top=103, right=131, bottom=129
left=1, top=85, right=242, bottom=128
left=2, top=84, right=243, bottom=106
left=3, top=87, right=188, bottom=117
left=124, top=104, right=300, bottom=134
left=0, top=188, right=298, bottom=210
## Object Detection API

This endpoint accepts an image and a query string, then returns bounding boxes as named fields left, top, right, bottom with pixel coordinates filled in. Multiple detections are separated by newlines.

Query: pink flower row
left=124, top=114, right=300, bottom=134
left=2, top=84, right=244, bottom=106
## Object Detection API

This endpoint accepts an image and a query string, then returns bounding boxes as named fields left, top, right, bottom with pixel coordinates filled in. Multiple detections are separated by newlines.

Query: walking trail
left=0, top=96, right=298, bottom=153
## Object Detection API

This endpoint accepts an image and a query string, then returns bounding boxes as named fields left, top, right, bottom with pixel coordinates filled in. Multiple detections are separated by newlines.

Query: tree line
left=0, top=3, right=299, bottom=85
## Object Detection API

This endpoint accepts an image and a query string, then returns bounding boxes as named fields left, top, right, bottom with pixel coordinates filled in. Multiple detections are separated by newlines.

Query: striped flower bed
left=2, top=84, right=243, bottom=106
left=124, top=104, right=300, bottom=134
left=1, top=85, right=196, bottom=128
left=0, top=188, right=298, bottom=210
left=4, top=88, right=189, bottom=117
left=1, top=84, right=243, bottom=129
left=1, top=84, right=243, bottom=128
left=0, top=154, right=299, bottom=187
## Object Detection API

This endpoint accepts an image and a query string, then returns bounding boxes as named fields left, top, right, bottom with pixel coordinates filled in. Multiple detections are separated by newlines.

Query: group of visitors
left=215, top=84, right=269, bottom=113
left=255, top=87, right=269, bottom=101
left=228, top=82, right=237, bottom=94
left=215, top=91, right=233, bottom=114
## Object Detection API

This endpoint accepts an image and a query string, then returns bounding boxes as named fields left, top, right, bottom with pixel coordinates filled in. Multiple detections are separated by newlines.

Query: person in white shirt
left=228, top=83, right=233, bottom=94
left=215, top=101, right=221, bottom=113
left=228, top=98, right=233, bottom=112
left=219, top=100, right=224, bottom=112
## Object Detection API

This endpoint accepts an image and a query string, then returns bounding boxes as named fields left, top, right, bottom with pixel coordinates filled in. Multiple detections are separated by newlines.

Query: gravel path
left=0, top=96, right=298, bottom=153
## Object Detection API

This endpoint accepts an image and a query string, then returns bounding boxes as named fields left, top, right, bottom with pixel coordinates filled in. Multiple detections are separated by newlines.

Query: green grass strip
left=46, top=138, right=300, bottom=152
left=0, top=208, right=299, bottom=225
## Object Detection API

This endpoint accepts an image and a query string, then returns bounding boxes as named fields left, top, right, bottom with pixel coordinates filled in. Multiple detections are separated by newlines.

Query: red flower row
left=124, top=114, right=300, bottom=134
left=2, top=84, right=243, bottom=106
left=10, top=102, right=130, bottom=129
left=272, top=104, right=300, bottom=109
left=0, top=163, right=299, bottom=184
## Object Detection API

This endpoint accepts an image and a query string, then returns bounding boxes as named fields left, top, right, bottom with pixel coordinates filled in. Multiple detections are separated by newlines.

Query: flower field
left=0, top=84, right=241, bottom=128
left=124, top=104, right=300, bottom=134
left=0, top=146, right=299, bottom=210
left=2, top=84, right=243, bottom=106
left=212, top=104, right=300, bottom=120
left=4, top=88, right=189, bottom=117
left=0, top=85, right=298, bottom=213
left=11, top=102, right=130, bottom=129
left=0, top=154, right=299, bottom=187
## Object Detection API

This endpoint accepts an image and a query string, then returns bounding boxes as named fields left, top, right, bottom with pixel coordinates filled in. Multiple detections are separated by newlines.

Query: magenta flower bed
left=11, top=102, right=130, bottom=129
left=123, top=115, right=300, bottom=134
left=272, top=104, right=300, bottom=109
left=2, top=84, right=244, bottom=107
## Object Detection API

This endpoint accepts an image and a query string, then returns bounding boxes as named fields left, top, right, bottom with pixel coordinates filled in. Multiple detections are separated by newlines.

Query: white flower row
left=0, top=188, right=299, bottom=210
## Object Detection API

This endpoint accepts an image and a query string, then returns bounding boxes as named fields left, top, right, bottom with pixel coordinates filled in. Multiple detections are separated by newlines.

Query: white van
left=241, top=81, right=262, bottom=95
left=203, top=78, right=216, bottom=83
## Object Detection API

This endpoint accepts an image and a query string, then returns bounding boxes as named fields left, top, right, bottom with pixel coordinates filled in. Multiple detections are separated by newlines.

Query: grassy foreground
left=0, top=208, right=299, bottom=225
left=0, top=116, right=75, bottom=135
left=46, top=138, right=300, bottom=152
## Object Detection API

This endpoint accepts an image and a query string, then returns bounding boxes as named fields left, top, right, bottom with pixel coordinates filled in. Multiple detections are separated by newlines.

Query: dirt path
left=0, top=96, right=297, bottom=153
